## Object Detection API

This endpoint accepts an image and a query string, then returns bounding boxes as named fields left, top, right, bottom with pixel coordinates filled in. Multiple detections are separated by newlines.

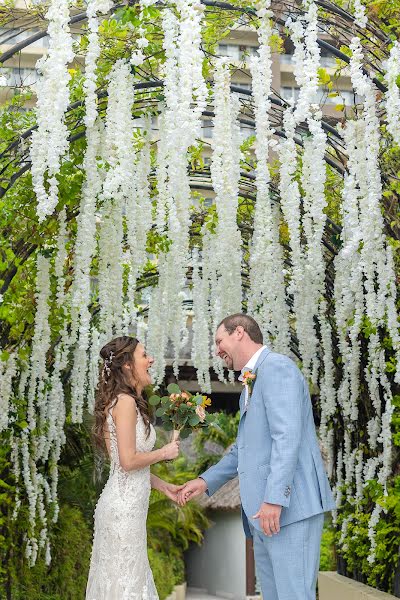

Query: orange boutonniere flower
left=242, top=369, right=257, bottom=397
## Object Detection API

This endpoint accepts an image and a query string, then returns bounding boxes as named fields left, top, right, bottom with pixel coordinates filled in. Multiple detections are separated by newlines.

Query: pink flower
left=181, top=392, right=190, bottom=400
left=195, top=405, right=206, bottom=422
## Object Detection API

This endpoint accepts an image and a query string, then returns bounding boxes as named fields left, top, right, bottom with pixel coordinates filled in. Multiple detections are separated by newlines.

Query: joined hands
left=176, top=478, right=207, bottom=506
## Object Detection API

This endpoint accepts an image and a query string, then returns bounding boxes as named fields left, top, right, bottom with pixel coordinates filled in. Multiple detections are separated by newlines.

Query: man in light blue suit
left=180, top=313, right=336, bottom=600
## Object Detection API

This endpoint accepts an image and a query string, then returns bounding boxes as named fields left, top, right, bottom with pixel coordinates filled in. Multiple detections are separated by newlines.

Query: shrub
left=148, top=548, right=175, bottom=600
left=319, top=519, right=336, bottom=571
left=11, top=504, right=92, bottom=600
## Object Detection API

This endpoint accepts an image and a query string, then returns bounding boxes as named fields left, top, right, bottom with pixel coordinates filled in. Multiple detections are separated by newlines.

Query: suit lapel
left=239, top=388, right=246, bottom=416
left=239, top=347, right=271, bottom=423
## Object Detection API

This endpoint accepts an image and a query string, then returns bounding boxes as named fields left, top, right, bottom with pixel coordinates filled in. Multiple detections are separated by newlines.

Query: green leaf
left=155, top=407, right=165, bottom=417
left=193, top=395, right=203, bottom=405
left=189, top=415, right=200, bottom=426
left=180, top=428, right=192, bottom=439
left=149, top=395, right=161, bottom=406
left=167, top=383, right=181, bottom=395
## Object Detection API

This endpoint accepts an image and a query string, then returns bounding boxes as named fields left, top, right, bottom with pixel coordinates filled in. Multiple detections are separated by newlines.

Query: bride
left=86, top=335, right=183, bottom=600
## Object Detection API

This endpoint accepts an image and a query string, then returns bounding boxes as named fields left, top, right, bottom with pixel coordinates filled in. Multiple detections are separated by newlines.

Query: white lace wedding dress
left=86, top=404, right=159, bottom=600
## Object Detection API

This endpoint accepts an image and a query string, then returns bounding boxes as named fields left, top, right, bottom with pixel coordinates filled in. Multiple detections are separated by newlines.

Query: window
left=280, top=86, right=300, bottom=102
left=202, top=119, right=213, bottom=139
left=7, top=67, right=38, bottom=87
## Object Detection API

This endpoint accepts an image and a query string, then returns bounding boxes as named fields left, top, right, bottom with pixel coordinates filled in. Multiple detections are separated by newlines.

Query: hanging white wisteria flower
left=70, top=124, right=103, bottom=420
left=0, top=353, right=17, bottom=432
left=332, top=34, right=400, bottom=562
left=30, top=0, right=74, bottom=221
left=209, top=60, right=242, bottom=320
left=248, top=1, right=290, bottom=354
left=54, top=207, right=68, bottom=308
left=147, top=1, right=207, bottom=379
left=191, top=249, right=212, bottom=393
left=278, top=0, right=326, bottom=384
left=384, top=41, right=400, bottom=147
left=288, top=0, right=320, bottom=124
left=27, top=254, right=52, bottom=432
left=124, top=127, right=152, bottom=331
left=353, top=0, right=368, bottom=29
left=84, top=0, right=113, bottom=129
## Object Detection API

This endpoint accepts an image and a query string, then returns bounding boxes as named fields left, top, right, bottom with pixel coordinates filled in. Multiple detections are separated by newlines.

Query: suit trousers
left=252, top=513, right=324, bottom=600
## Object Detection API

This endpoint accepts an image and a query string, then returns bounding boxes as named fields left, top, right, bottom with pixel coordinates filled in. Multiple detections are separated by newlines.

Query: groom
left=179, top=313, right=335, bottom=600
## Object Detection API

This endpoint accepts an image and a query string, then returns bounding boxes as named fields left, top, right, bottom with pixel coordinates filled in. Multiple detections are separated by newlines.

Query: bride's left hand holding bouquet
left=149, top=383, right=214, bottom=442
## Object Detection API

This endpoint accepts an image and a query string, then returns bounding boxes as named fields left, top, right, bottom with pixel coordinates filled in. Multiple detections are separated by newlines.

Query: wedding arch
left=0, top=0, right=399, bottom=590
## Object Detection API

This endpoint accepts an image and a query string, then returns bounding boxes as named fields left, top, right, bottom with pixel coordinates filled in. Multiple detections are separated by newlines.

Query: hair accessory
left=102, top=351, right=114, bottom=380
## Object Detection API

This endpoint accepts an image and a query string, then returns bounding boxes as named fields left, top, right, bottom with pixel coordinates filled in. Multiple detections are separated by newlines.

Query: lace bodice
left=86, top=401, right=159, bottom=600
left=107, top=404, right=156, bottom=473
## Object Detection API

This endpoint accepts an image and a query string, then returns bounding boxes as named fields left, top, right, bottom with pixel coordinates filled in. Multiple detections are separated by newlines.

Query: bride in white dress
left=86, top=336, right=183, bottom=600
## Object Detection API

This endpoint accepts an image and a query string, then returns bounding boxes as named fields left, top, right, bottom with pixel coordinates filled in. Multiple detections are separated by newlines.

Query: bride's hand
left=162, top=482, right=186, bottom=503
left=162, top=440, right=180, bottom=461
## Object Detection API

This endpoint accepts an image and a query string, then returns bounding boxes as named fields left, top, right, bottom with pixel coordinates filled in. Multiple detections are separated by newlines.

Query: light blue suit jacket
left=201, top=347, right=336, bottom=537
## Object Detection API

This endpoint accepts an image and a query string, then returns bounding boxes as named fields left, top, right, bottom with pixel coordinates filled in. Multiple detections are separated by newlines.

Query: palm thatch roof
left=197, top=477, right=241, bottom=511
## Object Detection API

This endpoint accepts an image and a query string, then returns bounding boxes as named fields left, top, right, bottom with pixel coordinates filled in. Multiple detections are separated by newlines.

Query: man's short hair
left=217, top=313, right=263, bottom=344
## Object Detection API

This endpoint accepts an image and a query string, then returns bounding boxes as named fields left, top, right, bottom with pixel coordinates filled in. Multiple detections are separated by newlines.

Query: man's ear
left=236, top=326, right=245, bottom=339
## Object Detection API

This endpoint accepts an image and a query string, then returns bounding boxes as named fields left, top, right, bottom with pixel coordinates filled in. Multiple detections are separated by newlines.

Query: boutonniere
left=242, top=369, right=257, bottom=397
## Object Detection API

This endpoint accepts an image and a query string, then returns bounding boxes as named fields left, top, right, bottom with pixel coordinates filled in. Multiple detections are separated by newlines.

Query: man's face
left=215, top=325, right=237, bottom=370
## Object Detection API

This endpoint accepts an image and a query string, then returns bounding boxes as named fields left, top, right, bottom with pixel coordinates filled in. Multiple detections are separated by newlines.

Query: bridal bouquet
left=148, top=383, right=214, bottom=439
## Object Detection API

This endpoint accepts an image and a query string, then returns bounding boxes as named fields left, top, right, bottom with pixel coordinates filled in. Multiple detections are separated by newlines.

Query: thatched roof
left=197, top=477, right=241, bottom=511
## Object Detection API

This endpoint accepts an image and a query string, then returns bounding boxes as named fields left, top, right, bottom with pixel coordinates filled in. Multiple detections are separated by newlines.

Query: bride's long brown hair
left=93, top=336, right=152, bottom=452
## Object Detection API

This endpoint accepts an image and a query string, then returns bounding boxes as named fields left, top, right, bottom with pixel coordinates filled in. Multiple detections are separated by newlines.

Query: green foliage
left=335, top=477, right=400, bottom=593
left=319, top=519, right=336, bottom=571
left=10, top=504, right=92, bottom=600
left=148, top=548, right=175, bottom=600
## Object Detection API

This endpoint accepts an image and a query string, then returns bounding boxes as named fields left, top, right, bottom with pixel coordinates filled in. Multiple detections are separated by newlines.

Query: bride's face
left=131, top=343, right=154, bottom=391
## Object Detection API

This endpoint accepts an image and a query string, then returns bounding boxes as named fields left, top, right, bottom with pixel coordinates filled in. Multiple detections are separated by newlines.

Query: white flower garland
left=27, top=254, right=51, bottom=432
left=384, top=42, right=400, bottom=146
left=353, top=0, right=368, bottom=29
left=30, top=0, right=74, bottom=221
left=148, top=2, right=207, bottom=380
left=124, top=128, right=152, bottom=331
left=210, top=60, right=242, bottom=321
left=279, top=0, right=325, bottom=384
left=248, top=1, right=290, bottom=353
left=0, top=353, right=17, bottom=432
left=191, top=249, right=212, bottom=393
left=84, top=0, right=113, bottom=129
left=333, top=36, right=400, bottom=563
left=70, top=124, right=102, bottom=421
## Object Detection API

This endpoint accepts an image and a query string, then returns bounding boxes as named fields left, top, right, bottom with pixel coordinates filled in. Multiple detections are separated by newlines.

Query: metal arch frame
left=0, top=0, right=393, bottom=294
left=0, top=77, right=349, bottom=201
left=0, top=0, right=389, bottom=92
left=0, top=0, right=391, bottom=195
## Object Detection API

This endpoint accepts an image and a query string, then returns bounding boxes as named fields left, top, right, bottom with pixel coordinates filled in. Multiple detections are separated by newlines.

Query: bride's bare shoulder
left=113, top=393, right=137, bottom=414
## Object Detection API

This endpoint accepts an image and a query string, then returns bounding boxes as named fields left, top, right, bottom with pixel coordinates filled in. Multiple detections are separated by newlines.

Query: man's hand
left=177, top=478, right=207, bottom=505
left=252, top=502, right=282, bottom=536
left=161, top=482, right=186, bottom=503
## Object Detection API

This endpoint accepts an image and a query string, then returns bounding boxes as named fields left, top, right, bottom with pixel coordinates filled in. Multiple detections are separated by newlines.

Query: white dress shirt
left=238, top=345, right=267, bottom=408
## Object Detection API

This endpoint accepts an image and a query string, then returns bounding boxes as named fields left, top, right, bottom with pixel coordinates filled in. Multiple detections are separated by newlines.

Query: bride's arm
left=113, top=394, right=177, bottom=471
left=150, top=474, right=166, bottom=491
